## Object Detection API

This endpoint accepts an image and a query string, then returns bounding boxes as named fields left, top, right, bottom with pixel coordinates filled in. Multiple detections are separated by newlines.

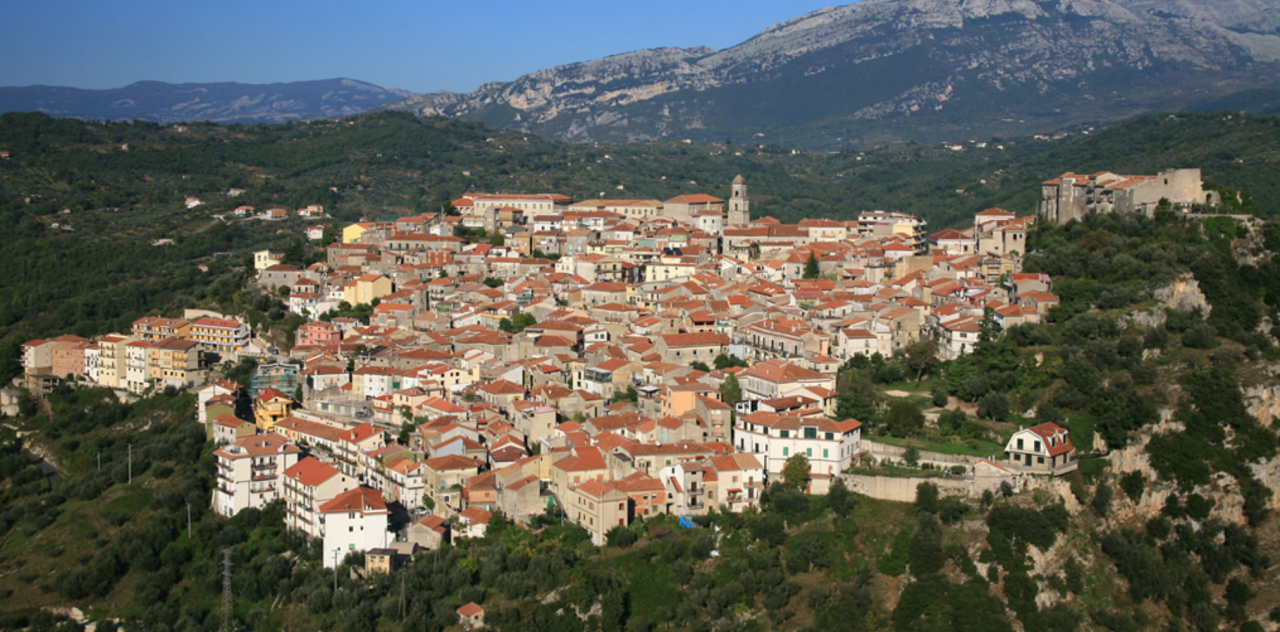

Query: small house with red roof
left=457, top=602, right=486, bottom=629
left=1004, top=422, right=1077, bottom=476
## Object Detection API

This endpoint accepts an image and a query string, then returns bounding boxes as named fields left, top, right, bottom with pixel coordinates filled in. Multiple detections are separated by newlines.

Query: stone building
left=1040, top=169, right=1217, bottom=223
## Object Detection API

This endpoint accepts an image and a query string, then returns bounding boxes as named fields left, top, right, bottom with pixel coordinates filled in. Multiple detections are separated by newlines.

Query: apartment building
left=190, top=317, right=251, bottom=357
left=212, top=433, right=302, bottom=518
left=282, top=456, right=354, bottom=537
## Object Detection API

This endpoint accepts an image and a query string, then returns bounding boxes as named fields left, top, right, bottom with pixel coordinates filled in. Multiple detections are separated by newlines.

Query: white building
left=83, top=344, right=100, bottom=384
left=283, top=456, right=354, bottom=537
left=212, top=434, right=302, bottom=518
left=733, top=412, right=861, bottom=491
left=320, top=488, right=390, bottom=566
left=125, top=340, right=153, bottom=394
left=1004, top=422, right=1077, bottom=476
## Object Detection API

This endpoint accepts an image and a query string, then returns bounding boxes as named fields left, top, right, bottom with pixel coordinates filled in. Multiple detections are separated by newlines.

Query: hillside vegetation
left=1, top=210, right=1280, bottom=630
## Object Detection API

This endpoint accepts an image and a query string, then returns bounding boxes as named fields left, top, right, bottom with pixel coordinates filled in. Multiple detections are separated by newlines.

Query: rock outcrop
left=386, top=0, right=1280, bottom=147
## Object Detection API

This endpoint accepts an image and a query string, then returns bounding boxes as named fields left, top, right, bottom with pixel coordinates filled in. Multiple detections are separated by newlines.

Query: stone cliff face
left=388, top=0, right=1280, bottom=147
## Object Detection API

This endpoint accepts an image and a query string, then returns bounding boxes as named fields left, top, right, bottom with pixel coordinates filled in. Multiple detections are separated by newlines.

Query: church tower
left=728, top=174, right=750, bottom=226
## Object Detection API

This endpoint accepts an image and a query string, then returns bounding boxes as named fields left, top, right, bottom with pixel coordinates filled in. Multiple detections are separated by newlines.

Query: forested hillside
left=2, top=208, right=1280, bottom=630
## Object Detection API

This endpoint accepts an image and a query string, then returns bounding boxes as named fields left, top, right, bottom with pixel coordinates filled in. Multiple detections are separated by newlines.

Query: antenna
left=221, top=548, right=234, bottom=632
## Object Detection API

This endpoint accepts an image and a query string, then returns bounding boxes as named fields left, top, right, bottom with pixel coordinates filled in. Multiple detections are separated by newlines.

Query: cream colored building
left=567, top=479, right=631, bottom=546
left=343, top=274, right=393, bottom=306
left=96, top=333, right=137, bottom=389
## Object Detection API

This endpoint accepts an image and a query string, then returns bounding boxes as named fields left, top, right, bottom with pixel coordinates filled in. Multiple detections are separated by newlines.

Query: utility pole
left=97, top=452, right=100, bottom=471
left=127, top=444, right=132, bottom=484
left=187, top=502, right=192, bottom=539
left=221, top=549, right=233, bottom=632
left=332, top=548, right=341, bottom=592
left=399, top=573, right=406, bottom=620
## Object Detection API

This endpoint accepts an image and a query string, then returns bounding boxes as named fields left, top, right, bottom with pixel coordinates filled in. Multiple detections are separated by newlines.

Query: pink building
left=298, top=321, right=342, bottom=348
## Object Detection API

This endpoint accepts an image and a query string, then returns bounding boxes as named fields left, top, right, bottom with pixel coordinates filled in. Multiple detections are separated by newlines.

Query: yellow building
left=253, top=388, right=295, bottom=432
left=147, top=338, right=202, bottom=389
left=343, top=274, right=393, bottom=306
left=131, top=317, right=192, bottom=342
left=189, top=317, right=251, bottom=356
left=342, top=223, right=372, bottom=244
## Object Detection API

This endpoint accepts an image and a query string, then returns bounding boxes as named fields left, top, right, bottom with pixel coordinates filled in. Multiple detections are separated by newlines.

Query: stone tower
left=728, top=174, right=750, bottom=226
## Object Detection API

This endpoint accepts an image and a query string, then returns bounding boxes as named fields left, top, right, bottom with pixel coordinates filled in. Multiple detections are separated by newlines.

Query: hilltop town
left=21, top=170, right=1127, bottom=566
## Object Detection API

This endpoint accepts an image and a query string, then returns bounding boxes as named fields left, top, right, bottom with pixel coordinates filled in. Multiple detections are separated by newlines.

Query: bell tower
left=728, top=174, right=750, bottom=226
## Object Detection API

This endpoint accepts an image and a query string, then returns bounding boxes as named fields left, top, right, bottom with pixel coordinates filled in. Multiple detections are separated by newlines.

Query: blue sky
left=1, top=0, right=839, bottom=93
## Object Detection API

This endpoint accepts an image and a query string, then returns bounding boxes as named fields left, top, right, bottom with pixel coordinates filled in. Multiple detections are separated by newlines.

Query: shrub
left=915, top=482, right=939, bottom=514
left=977, top=392, right=1010, bottom=421
left=606, top=525, right=637, bottom=548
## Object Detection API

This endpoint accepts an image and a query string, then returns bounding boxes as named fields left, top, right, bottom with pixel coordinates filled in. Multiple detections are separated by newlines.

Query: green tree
left=906, top=339, right=939, bottom=384
left=719, top=372, right=742, bottom=407
left=783, top=454, right=810, bottom=491
left=689, top=360, right=711, bottom=372
left=606, top=525, right=637, bottom=548
left=907, top=515, right=945, bottom=576
left=827, top=476, right=855, bottom=517
left=713, top=353, right=749, bottom=370
left=803, top=251, right=820, bottom=279
left=750, top=513, right=786, bottom=546
left=915, top=482, right=939, bottom=514
left=499, top=312, right=536, bottom=333
left=884, top=399, right=925, bottom=437
left=614, top=384, right=638, bottom=404
left=835, top=369, right=877, bottom=422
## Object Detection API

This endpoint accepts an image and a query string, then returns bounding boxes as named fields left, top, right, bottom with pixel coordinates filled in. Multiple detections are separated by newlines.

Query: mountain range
left=4, top=0, right=1280, bottom=147
left=0, top=79, right=411, bottom=125
left=387, top=0, right=1280, bottom=147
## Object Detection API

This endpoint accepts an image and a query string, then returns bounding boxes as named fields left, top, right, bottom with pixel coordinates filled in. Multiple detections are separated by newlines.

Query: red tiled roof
left=284, top=457, right=341, bottom=487
left=319, top=488, right=387, bottom=514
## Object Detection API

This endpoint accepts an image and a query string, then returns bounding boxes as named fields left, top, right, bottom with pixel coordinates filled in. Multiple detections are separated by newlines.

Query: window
left=823, top=449, right=829, bottom=459
left=780, top=430, right=789, bottom=438
left=1038, top=456, right=1045, bottom=464
left=1034, top=441, right=1041, bottom=452
left=1016, top=438, right=1023, bottom=450
left=783, top=447, right=789, bottom=456
left=825, top=432, right=834, bottom=440
left=806, top=448, right=812, bottom=457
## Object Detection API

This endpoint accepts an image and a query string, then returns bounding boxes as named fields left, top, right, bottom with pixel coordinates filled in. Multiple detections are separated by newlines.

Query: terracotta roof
left=457, top=602, right=485, bottom=616
left=284, top=457, right=342, bottom=487
left=319, top=488, right=388, bottom=514
left=458, top=507, right=492, bottom=525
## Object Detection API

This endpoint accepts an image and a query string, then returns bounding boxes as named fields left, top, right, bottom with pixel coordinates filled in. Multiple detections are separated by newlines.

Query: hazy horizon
left=1, top=0, right=840, bottom=94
